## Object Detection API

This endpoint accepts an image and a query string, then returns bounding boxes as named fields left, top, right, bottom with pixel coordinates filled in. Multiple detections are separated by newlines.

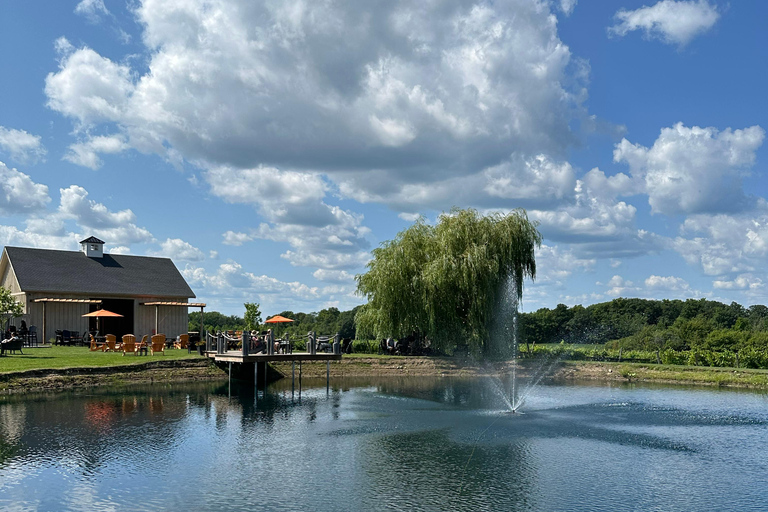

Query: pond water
left=1, top=377, right=767, bottom=511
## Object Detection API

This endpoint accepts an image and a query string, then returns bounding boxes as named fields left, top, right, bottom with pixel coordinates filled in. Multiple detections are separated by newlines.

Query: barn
left=0, top=237, right=204, bottom=344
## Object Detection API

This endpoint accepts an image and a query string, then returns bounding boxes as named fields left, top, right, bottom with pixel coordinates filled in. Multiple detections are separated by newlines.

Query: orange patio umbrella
left=82, top=309, right=123, bottom=335
left=265, top=315, right=294, bottom=337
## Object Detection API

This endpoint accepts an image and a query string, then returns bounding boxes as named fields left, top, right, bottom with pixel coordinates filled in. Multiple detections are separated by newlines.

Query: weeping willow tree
left=356, top=207, right=541, bottom=355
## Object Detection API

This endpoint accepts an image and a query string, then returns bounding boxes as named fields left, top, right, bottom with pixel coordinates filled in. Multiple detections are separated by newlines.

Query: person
left=251, top=331, right=266, bottom=353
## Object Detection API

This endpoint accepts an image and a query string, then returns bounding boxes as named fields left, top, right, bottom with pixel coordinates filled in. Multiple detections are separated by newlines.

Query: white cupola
left=80, top=236, right=105, bottom=258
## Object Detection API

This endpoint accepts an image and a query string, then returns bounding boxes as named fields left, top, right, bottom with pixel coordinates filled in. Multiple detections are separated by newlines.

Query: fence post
left=217, top=332, right=224, bottom=355
left=310, top=331, right=316, bottom=355
left=242, top=331, right=248, bottom=357
left=267, top=329, right=274, bottom=355
left=333, top=333, right=340, bottom=355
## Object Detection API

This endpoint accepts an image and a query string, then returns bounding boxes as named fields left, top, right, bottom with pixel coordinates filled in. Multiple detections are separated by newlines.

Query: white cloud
left=398, top=212, right=421, bottom=222
left=558, top=0, right=577, bottom=16
left=533, top=244, right=595, bottom=285
left=154, top=238, right=205, bottom=262
left=0, top=225, right=77, bottom=251
left=599, top=274, right=636, bottom=297
left=713, top=274, right=764, bottom=291
left=608, top=0, right=720, bottom=46
left=222, top=231, right=253, bottom=246
left=338, top=153, right=577, bottom=212
left=45, top=1, right=592, bottom=211
left=673, top=203, right=768, bottom=277
left=183, top=260, right=366, bottom=313
left=58, top=185, right=153, bottom=245
left=614, top=123, right=765, bottom=216
left=207, top=165, right=370, bottom=269
left=74, top=0, right=110, bottom=24
left=45, top=41, right=133, bottom=127
left=0, top=162, right=51, bottom=214
left=644, top=274, right=691, bottom=292
left=0, top=127, right=47, bottom=164
left=312, top=269, right=356, bottom=283
left=64, top=135, right=129, bottom=169
left=183, top=261, right=317, bottom=296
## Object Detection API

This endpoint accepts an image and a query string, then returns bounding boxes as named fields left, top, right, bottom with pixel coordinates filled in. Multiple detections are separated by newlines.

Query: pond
left=0, top=376, right=767, bottom=511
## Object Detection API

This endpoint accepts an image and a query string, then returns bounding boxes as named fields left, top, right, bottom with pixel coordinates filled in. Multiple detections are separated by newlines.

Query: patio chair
left=70, top=331, right=83, bottom=346
left=89, top=334, right=105, bottom=352
left=55, top=330, right=64, bottom=345
left=104, top=334, right=117, bottom=352
left=62, top=330, right=72, bottom=346
left=174, top=334, right=189, bottom=350
left=151, top=334, right=166, bottom=355
left=1, top=337, right=23, bottom=355
left=28, top=326, right=38, bottom=347
left=121, top=334, right=137, bottom=355
left=136, top=334, right=149, bottom=355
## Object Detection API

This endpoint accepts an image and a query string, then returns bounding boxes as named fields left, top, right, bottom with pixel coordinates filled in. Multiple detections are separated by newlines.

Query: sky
left=0, top=0, right=766, bottom=317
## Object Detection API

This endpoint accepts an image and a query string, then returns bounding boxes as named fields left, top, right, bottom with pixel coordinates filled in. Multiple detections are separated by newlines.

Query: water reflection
left=0, top=378, right=766, bottom=511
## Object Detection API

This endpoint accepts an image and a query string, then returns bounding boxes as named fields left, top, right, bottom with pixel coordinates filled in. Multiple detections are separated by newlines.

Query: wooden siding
left=18, top=293, right=191, bottom=343
left=136, top=302, right=190, bottom=339
left=0, top=255, right=25, bottom=313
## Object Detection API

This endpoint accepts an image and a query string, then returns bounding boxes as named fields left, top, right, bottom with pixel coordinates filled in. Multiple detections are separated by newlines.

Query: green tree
left=0, top=287, right=22, bottom=319
left=244, top=302, right=262, bottom=331
left=356, top=207, right=541, bottom=355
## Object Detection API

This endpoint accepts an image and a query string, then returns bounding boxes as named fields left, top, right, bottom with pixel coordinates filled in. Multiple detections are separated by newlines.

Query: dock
left=205, top=349, right=342, bottom=389
left=206, top=351, right=341, bottom=363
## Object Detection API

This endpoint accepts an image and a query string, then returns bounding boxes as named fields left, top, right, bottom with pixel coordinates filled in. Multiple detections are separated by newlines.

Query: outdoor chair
left=70, top=331, right=83, bottom=346
left=104, top=334, right=117, bottom=352
left=174, top=334, right=189, bottom=350
left=1, top=337, right=23, bottom=355
left=278, top=334, right=292, bottom=354
left=62, top=330, right=72, bottom=346
left=55, top=330, right=63, bottom=345
left=151, top=334, right=166, bottom=355
left=28, top=325, right=38, bottom=347
left=89, top=335, right=105, bottom=352
left=136, top=335, right=149, bottom=355
left=121, top=334, right=137, bottom=355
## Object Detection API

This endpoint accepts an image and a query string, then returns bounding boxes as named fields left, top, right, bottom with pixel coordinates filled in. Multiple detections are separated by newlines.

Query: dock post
left=326, top=360, right=330, bottom=392
left=292, top=361, right=295, bottom=395
left=254, top=361, right=258, bottom=392
left=242, top=331, right=248, bottom=357
left=264, top=361, right=267, bottom=390
left=228, top=361, right=232, bottom=388
left=299, top=360, right=302, bottom=394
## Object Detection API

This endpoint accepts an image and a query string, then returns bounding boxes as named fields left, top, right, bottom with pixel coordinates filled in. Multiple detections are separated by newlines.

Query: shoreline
left=2, top=356, right=768, bottom=394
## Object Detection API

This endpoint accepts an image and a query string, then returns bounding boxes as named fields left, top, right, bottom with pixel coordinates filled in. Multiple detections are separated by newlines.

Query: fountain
left=486, top=276, right=569, bottom=414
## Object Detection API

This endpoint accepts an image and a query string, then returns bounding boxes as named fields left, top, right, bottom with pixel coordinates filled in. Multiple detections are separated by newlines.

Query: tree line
left=519, top=298, right=768, bottom=353
left=189, top=305, right=359, bottom=340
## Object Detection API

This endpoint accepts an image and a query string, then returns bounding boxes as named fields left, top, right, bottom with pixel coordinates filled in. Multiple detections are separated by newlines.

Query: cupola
left=80, top=236, right=105, bottom=258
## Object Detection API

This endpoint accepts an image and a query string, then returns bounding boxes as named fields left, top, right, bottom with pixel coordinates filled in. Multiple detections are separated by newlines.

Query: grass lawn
left=0, top=346, right=202, bottom=373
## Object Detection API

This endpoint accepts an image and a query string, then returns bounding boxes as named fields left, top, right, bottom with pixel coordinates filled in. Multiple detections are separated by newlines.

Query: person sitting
left=250, top=332, right=266, bottom=353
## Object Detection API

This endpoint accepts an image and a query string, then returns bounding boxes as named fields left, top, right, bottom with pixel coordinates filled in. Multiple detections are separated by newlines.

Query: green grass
left=0, top=346, right=201, bottom=374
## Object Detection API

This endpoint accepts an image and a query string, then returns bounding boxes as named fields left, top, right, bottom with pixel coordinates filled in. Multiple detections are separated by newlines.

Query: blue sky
left=0, top=0, right=766, bottom=317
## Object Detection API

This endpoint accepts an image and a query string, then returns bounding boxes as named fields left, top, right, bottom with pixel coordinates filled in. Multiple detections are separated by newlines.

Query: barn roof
left=3, top=246, right=195, bottom=298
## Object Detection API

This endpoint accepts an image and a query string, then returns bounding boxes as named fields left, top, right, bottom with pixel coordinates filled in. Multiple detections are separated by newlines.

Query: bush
left=352, top=340, right=379, bottom=354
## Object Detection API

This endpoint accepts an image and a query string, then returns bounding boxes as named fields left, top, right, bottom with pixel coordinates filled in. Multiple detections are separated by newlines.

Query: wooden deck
left=206, top=351, right=342, bottom=364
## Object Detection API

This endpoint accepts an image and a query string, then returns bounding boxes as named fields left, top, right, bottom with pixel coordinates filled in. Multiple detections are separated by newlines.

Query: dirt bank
left=274, top=357, right=768, bottom=389
left=0, top=359, right=225, bottom=394
left=4, top=356, right=768, bottom=395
